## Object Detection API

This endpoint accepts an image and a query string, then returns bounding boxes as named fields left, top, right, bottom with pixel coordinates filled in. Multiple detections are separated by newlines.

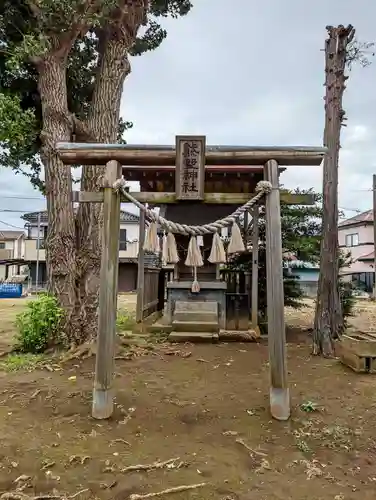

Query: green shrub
left=339, top=279, right=355, bottom=327
left=15, top=294, right=64, bottom=353
left=339, top=250, right=355, bottom=328
left=116, top=310, right=136, bottom=331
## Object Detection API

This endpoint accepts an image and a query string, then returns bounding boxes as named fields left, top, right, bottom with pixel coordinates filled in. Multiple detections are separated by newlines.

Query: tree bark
left=73, top=3, right=148, bottom=344
left=74, top=36, right=131, bottom=343
left=313, top=25, right=355, bottom=356
left=37, top=55, right=77, bottom=341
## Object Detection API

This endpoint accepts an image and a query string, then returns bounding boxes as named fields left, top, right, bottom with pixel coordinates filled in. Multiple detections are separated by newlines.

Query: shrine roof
left=57, top=143, right=327, bottom=167
left=121, top=164, right=283, bottom=181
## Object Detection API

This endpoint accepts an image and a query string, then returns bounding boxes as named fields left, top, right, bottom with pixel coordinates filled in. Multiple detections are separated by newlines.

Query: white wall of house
left=29, top=224, right=48, bottom=239
left=338, top=223, right=374, bottom=274
left=15, top=236, right=25, bottom=260
left=0, top=240, right=16, bottom=254
left=24, top=240, right=46, bottom=261
left=24, top=221, right=140, bottom=261
left=0, top=234, right=25, bottom=280
left=121, top=223, right=138, bottom=242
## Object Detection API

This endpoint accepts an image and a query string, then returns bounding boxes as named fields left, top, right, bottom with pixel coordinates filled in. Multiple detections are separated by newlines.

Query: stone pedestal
left=165, top=280, right=226, bottom=329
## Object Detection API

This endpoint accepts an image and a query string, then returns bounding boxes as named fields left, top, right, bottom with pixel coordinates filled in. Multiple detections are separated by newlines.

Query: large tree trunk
left=37, top=55, right=77, bottom=342
left=73, top=5, right=148, bottom=345
left=74, top=36, right=131, bottom=343
left=313, top=25, right=355, bottom=356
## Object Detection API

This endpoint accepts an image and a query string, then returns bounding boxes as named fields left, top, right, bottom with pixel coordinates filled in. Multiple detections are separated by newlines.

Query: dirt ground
left=0, top=297, right=376, bottom=500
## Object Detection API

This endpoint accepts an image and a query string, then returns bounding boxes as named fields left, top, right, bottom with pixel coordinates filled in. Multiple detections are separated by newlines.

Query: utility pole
left=373, top=174, right=376, bottom=299
left=36, top=212, right=41, bottom=290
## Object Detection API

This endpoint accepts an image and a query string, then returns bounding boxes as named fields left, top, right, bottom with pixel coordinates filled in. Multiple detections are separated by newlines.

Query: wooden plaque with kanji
left=175, top=135, right=206, bottom=201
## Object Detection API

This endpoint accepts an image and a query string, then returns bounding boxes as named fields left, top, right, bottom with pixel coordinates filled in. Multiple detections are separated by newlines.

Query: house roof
left=0, top=230, right=25, bottom=240
left=22, top=209, right=140, bottom=224
left=358, top=250, right=374, bottom=262
left=283, top=252, right=319, bottom=268
left=339, top=209, right=373, bottom=228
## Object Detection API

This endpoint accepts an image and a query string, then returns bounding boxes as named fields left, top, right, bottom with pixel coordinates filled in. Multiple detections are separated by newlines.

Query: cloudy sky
left=1, top=0, right=375, bottom=230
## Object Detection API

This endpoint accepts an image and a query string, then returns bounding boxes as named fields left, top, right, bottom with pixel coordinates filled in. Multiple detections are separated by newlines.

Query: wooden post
left=264, top=159, right=290, bottom=421
left=251, top=204, right=260, bottom=335
left=216, top=264, right=221, bottom=280
left=136, top=209, right=146, bottom=322
left=92, top=160, right=122, bottom=419
left=243, top=210, right=249, bottom=239
left=373, top=174, right=376, bottom=299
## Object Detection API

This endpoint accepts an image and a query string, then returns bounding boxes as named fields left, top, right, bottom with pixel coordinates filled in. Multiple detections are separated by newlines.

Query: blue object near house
left=287, top=260, right=319, bottom=297
left=290, top=266, right=319, bottom=282
left=0, top=283, right=23, bottom=298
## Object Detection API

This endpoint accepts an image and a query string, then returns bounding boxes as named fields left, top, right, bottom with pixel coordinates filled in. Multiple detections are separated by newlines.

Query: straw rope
left=113, top=179, right=272, bottom=235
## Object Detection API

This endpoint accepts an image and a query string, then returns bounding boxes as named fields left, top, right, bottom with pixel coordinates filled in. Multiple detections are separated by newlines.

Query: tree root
left=129, top=483, right=208, bottom=499
left=61, top=341, right=97, bottom=362
left=235, top=438, right=270, bottom=473
left=120, top=458, right=180, bottom=473
left=1, top=494, right=30, bottom=500
left=67, top=490, right=89, bottom=499
left=2, top=463, right=206, bottom=500
left=60, top=336, right=155, bottom=363
left=103, top=457, right=188, bottom=474
left=235, top=438, right=267, bottom=457
left=1, top=489, right=89, bottom=500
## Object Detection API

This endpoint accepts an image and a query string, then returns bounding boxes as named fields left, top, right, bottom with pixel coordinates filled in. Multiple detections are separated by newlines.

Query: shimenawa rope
left=113, top=179, right=272, bottom=292
left=113, top=179, right=272, bottom=236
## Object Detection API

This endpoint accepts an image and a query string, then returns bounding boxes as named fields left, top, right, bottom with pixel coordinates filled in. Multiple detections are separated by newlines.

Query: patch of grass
left=300, top=401, right=319, bottom=413
left=116, top=310, right=136, bottom=332
left=321, top=425, right=354, bottom=451
left=0, top=298, right=31, bottom=345
left=0, top=353, right=45, bottom=372
left=295, top=438, right=311, bottom=454
left=293, top=419, right=355, bottom=453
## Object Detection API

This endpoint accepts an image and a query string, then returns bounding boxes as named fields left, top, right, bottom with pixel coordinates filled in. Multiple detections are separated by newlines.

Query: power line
left=0, top=209, right=39, bottom=213
left=0, top=219, right=24, bottom=230
left=339, top=206, right=362, bottom=213
left=0, top=195, right=45, bottom=200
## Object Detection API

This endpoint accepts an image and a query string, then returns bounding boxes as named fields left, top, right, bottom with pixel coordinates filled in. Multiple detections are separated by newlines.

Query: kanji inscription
left=175, top=135, right=206, bottom=200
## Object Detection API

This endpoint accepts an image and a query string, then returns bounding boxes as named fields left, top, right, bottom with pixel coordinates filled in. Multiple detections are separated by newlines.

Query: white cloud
left=346, top=124, right=371, bottom=143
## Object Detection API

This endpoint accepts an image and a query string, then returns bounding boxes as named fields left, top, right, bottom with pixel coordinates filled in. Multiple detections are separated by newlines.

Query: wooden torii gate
left=57, top=140, right=326, bottom=422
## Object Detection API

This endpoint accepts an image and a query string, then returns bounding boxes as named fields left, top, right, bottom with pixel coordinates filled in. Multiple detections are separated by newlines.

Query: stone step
left=146, top=323, right=173, bottom=335
left=174, top=300, right=218, bottom=315
left=169, top=331, right=219, bottom=343
left=172, top=320, right=219, bottom=333
left=173, top=311, right=218, bottom=323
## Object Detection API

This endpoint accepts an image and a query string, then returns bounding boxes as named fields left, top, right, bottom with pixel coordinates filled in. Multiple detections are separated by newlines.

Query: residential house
left=22, top=209, right=145, bottom=292
left=287, top=259, right=319, bottom=297
left=338, top=210, right=374, bottom=292
left=0, top=230, right=26, bottom=280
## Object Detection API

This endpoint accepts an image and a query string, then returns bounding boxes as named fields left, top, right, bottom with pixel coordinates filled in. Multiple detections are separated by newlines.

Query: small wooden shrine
left=57, top=138, right=326, bottom=423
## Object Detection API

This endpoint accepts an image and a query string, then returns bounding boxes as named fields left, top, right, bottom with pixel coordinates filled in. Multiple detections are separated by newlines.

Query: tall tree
left=313, top=27, right=374, bottom=355
left=313, top=25, right=355, bottom=356
left=0, top=0, right=192, bottom=344
left=226, top=188, right=323, bottom=319
left=74, top=1, right=192, bottom=343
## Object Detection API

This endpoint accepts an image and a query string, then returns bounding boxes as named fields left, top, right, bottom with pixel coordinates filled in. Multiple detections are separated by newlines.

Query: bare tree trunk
left=313, top=25, right=355, bottom=356
left=74, top=37, right=131, bottom=343
left=38, top=55, right=77, bottom=342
